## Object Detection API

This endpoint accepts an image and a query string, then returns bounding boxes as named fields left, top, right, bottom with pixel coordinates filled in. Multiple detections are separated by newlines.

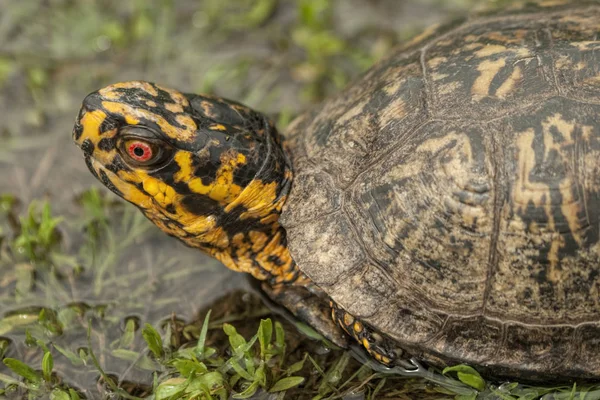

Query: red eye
left=127, top=141, right=153, bottom=162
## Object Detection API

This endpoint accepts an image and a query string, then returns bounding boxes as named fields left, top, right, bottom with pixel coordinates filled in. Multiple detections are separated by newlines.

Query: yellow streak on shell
left=495, top=65, right=523, bottom=99
left=513, top=113, right=583, bottom=283
left=472, top=58, right=506, bottom=100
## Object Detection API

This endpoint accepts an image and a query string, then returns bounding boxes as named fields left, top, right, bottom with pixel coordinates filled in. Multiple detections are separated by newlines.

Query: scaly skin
left=74, top=81, right=300, bottom=285
left=72, top=80, right=396, bottom=358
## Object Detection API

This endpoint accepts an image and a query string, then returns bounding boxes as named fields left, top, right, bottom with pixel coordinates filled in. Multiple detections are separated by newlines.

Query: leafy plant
left=151, top=314, right=306, bottom=399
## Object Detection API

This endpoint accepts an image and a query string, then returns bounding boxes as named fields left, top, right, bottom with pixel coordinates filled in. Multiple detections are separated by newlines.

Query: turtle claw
left=348, top=344, right=417, bottom=375
left=395, top=358, right=423, bottom=373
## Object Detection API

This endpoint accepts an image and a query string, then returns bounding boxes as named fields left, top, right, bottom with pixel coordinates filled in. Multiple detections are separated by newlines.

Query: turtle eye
left=118, top=126, right=172, bottom=168
left=126, top=140, right=155, bottom=162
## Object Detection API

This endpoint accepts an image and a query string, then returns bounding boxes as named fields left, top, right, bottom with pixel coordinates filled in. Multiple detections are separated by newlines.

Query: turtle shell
left=281, top=1, right=600, bottom=379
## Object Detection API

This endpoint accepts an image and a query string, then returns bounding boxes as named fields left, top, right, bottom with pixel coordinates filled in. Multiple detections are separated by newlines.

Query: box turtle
left=73, top=0, right=600, bottom=381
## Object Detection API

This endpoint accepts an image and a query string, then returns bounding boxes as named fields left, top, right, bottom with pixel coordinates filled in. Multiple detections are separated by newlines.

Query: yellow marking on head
left=249, top=231, right=268, bottom=252
left=472, top=58, right=506, bottom=100
left=79, top=109, right=108, bottom=144
left=173, top=150, right=245, bottom=203
left=146, top=100, right=157, bottom=107
left=188, top=179, right=212, bottom=195
left=115, top=168, right=175, bottom=209
left=165, top=103, right=184, bottom=113
left=111, top=172, right=154, bottom=209
left=198, top=226, right=229, bottom=248
left=227, top=179, right=279, bottom=219
left=173, top=152, right=194, bottom=182
left=102, top=101, right=197, bottom=142
left=143, top=178, right=160, bottom=196
left=252, top=230, right=294, bottom=278
left=156, top=84, right=190, bottom=107
left=125, top=115, right=139, bottom=125
left=164, top=186, right=176, bottom=203
left=177, top=211, right=217, bottom=235
left=260, top=213, right=280, bottom=226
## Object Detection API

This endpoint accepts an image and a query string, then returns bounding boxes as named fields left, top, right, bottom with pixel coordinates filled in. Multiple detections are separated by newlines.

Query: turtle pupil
left=134, top=147, right=145, bottom=157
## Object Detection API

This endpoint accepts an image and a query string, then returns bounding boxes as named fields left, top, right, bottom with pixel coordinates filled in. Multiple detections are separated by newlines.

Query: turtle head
left=73, top=81, right=293, bottom=277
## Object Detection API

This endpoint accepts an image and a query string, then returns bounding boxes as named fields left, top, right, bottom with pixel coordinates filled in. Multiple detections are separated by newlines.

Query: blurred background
left=0, top=1, right=503, bottom=398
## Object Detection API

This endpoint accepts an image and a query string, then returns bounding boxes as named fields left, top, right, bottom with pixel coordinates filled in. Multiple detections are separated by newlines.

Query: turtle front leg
left=260, top=277, right=350, bottom=349
left=330, top=301, right=404, bottom=366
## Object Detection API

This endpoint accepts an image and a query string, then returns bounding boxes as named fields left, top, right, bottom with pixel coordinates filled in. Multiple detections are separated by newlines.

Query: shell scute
left=282, top=2, right=600, bottom=378
left=348, top=121, right=496, bottom=316
left=487, top=97, right=600, bottom=325
left=425, top=23, right=557, bottom=120
left=287, top=59, right=427, bottom=187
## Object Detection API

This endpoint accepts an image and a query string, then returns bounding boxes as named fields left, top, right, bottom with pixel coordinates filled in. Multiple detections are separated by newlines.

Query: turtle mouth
left=84, top=155, right=100, bottom=180
left=84, top=155, right=123, bottom=197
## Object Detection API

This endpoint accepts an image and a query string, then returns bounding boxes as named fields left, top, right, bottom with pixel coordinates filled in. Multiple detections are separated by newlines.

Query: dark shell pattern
left=281, top=0, right=600, bottom=379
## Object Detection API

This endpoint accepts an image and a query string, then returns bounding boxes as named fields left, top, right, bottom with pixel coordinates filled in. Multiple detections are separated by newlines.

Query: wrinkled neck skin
left=169, top=121, right=300, bottom=285
left=141, top=116, right=303, bottom=286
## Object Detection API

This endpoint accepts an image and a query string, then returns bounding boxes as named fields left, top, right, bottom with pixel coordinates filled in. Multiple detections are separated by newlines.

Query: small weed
left=150, top=314, right=306, bottom=399
left=12, top=201, right=62, bottom=263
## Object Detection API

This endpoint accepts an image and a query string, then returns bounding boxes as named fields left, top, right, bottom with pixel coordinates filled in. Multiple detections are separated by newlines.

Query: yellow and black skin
left=73, top=81, right=298, bottom=284
left=72, top=80, right=382, bottom=353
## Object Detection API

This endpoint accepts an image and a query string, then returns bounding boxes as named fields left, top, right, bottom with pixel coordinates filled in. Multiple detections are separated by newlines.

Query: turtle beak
left=83, top=155, right=100, bottom=181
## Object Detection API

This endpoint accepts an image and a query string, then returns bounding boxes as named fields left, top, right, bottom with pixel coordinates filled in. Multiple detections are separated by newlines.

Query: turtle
left=72, top=0, right=600, bottom=381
